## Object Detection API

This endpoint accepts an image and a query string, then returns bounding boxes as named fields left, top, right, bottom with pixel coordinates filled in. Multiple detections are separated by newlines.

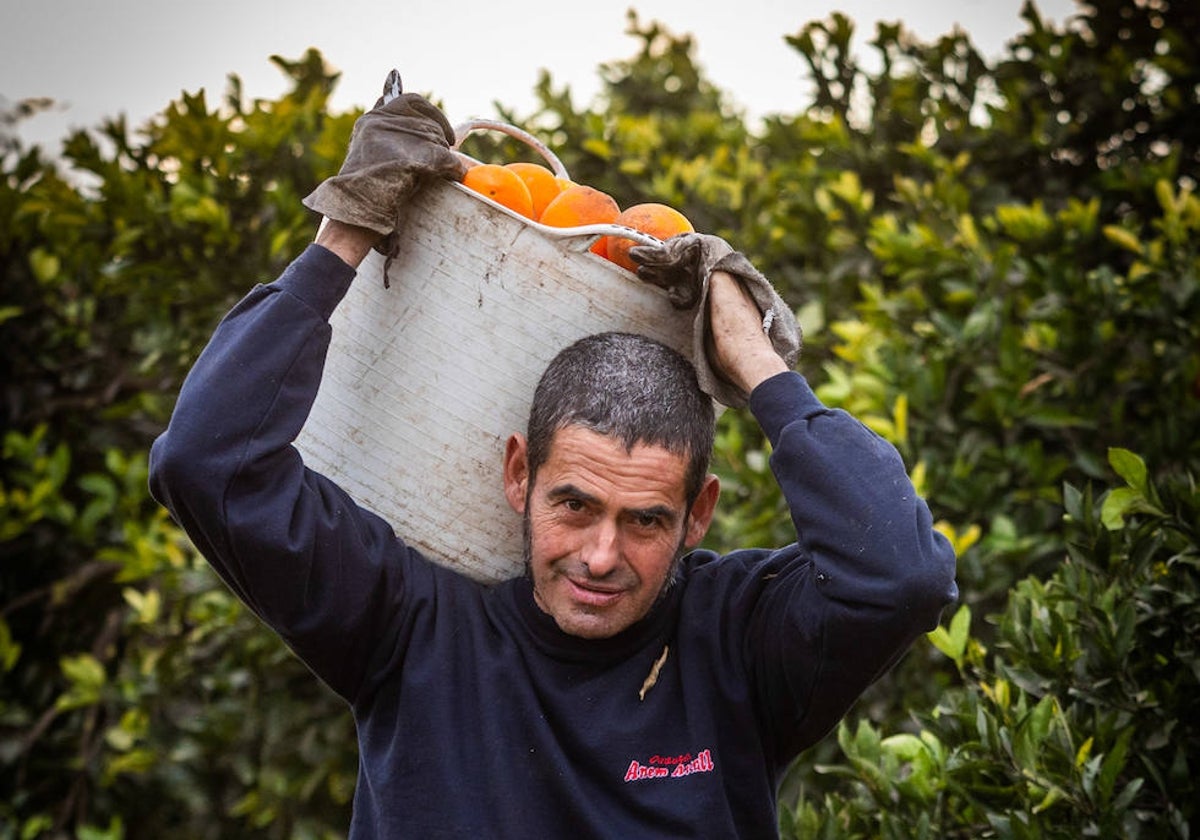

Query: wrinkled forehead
left=544, top=420, right=692, bottom=465
left=538, top=425, right=691, bottom=493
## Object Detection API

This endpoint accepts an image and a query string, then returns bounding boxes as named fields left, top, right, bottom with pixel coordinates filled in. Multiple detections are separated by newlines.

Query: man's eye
left=634, top=513, right=661, bottom=529
left=563, top=499, right=585, bottom=512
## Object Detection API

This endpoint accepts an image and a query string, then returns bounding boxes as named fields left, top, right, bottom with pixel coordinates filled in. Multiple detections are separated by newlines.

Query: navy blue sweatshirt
left=149, top=244, right=958, bottom=838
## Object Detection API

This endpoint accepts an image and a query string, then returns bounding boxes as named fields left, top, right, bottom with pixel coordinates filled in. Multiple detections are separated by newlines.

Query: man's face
left=503, top=425, right=718, bottom=639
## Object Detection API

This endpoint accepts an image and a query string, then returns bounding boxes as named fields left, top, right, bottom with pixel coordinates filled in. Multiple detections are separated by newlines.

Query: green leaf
left=1102, top=224, right=1143, bottom=255
left=55, top=652, right=107, bottom=711
left=0, top=618, right=21, bottom=672
left=1097, top=729, right=1133, bottom=803
left=1031, top=784, right=1066, bottom=814
left=996, top=202, right=1053, bottom=241
left=76, top=816, right=124, bottom=840
left=928, top=604, right=972, bottom=670
left=880, top=733, right=926, bottom=761
left=1074, top=736, right=1094, bottom=769
left=1112, top=777, right=1145, bottom=811
left=1107, top=448, right=1148, bottom=495
left=104, top=748, right=157, bottom=779
left=1100, top=487, right=1141, bottom=531
left=28, top=247, right=61, bottom=283
left=1062, top=482, right=1083, bottom=522
left=122, top=586, right=162, bottom=624
left=60, top=652, right=105, bottom=687
left=948, top=604, right=971, bottom=653
left=21, top=816, right=53, bottom=840
left=1026, top=694, right=1056, bottom=746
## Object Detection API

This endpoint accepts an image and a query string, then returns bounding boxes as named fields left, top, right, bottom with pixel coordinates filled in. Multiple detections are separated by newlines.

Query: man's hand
left=303, top=90, right=467, bottom=239
left=628, top=233, right=733, bottom=309
left=707, top=270, right=789, bottom=396
left=628, top=233, right=801, bottom=407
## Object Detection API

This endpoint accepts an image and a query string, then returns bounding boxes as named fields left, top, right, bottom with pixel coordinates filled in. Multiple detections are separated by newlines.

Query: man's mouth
left=566, top=578, right=625, bottom=607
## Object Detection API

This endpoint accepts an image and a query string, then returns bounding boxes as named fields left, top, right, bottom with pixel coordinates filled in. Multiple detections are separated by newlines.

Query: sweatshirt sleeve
left=741, top=371, right=958, bottom=757
left=148, top=244, right=424, bottom=701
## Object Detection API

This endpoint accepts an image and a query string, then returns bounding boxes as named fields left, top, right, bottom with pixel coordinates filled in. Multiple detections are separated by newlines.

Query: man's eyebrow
left=546, top=483, right=599, bottom=504
left=544, top=485, right=679, bottom=524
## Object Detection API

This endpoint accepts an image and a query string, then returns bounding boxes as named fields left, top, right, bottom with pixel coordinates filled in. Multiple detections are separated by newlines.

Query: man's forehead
left=545, top=423, right=689, bottom=461
left=541, top=425, right=690, bottom=492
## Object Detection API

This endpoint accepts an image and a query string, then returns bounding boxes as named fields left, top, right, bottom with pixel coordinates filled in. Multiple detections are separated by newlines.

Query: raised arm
left=742, top=366, right=958, bottom=752
left=148, top=90, right=466, bottom=700
left=632, top=233, right=957, bottom=757
left=712, top=260, right=956, bottom=755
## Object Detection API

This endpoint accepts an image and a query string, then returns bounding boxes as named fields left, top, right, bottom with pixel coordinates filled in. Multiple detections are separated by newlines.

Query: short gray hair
left=525, top=332, right=715, bottom=504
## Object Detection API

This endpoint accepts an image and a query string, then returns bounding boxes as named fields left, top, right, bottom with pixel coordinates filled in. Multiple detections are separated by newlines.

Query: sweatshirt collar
left=504, top=572, right=681, bottom=664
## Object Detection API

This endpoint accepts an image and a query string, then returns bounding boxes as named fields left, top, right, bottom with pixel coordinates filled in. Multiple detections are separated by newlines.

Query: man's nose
left=581, top=519, right=621, bottom=577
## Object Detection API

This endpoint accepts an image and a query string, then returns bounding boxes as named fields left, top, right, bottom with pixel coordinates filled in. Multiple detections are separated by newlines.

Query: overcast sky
left=3, top=0, right=1078, bottom=152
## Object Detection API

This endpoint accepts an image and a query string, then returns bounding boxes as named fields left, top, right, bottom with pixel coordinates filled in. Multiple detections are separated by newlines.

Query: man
left=149, top=88, right=958, bottom=838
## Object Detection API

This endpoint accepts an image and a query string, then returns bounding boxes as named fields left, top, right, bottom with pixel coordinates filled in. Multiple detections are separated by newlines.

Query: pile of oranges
left=459, top=161, right=693, bottom=272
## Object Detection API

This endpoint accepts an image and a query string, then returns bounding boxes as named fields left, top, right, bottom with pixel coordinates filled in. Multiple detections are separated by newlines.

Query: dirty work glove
left=629, top=233, right=802, bottom=408
left=302, top=87, right=467, bottom=239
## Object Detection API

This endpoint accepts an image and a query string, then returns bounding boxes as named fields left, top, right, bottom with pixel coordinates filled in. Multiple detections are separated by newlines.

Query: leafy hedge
left=2, top=1, right=1197, bottom=837
left=781, top=450, right=1198, bottom=837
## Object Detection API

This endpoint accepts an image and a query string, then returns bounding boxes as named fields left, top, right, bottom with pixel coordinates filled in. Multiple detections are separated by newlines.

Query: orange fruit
left=604, top=203, right=694, bottom=272
left=538, top=185, right=621, bottom=255
left=461, top=163, right=535, bottom=218
left=504, top=162, right=564, bottom=219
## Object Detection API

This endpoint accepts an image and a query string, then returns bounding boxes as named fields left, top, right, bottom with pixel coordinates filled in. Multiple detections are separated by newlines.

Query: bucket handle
left=524, top=216, right=664, bottom=253
left=450, top=119, right=666, bottom=255
left=452, top=118, right=570, bottom=181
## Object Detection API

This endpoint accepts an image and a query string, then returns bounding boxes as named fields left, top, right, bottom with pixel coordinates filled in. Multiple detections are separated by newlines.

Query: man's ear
left=502, top=433, right=529, bottom=514
left=683, top=474, right=721, bottom=548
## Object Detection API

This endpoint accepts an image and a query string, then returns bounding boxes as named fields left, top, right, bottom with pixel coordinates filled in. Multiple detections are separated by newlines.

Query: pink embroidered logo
left=623, top=750, right=715, bottom=783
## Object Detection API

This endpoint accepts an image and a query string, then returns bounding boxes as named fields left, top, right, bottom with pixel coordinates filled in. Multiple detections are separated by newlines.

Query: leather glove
left=629, top=233, right=802, bottom=408
left=302, top=83, right=467, bottom=238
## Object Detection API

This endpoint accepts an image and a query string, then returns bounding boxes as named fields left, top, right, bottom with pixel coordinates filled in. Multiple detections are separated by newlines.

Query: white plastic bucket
left=295, top=130, right=695, bottom=583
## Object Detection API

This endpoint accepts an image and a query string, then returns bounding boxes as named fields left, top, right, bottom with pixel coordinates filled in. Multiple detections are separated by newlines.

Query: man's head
left=502, top=332, right=720, bottom=639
